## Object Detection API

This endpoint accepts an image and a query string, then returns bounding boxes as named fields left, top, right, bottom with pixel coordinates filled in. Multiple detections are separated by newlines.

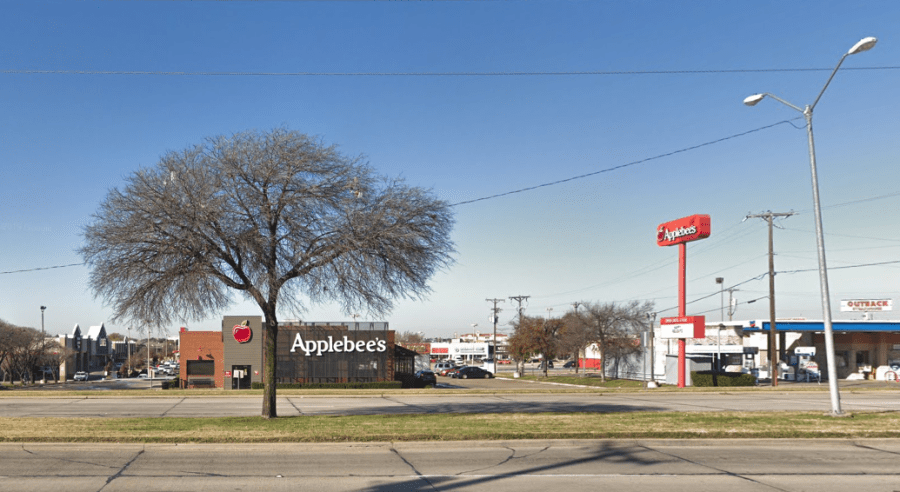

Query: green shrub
left=691, top=371, right=757, bottom=387
left=161, top=379, right=182, bottom=389
left=250, top=381, right=403, bottom=390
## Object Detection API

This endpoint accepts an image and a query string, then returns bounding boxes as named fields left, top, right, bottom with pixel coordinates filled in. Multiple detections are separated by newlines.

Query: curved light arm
left=746, top=36, right=877, bottom=113
left=811, top=36, right=877, bottom=110
left=810, top=53, right=849, bottom=111
left=743, top=92, right=804, bottom=113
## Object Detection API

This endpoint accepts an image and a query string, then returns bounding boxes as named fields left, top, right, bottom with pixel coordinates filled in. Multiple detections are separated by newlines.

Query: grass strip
left=3, top=411, right=900, bottom=443
left=501, top=375, right=646, bottom=388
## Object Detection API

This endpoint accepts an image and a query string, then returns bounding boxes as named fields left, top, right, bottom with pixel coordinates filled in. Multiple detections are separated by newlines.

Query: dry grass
left=3, top=411, right=900, bottom=443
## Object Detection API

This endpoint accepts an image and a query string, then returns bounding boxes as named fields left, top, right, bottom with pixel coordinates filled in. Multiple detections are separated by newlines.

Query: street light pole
left=715, top=278, right=724, bottom=372
left=744, top=36, right=877, bottom=416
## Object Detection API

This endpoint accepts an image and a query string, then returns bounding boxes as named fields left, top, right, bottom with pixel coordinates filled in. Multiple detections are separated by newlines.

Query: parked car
left=456, top=367, right=494, bottom=379
left=563, top=360, right=578, bottom=368
left=73, top=371, right=89, bottom=381
left=446, top=366, right=466, bottom=378
left=434, top=361, right=460, bottom=376
left=498, top=359, right=512, bottom=365
left=413, top=370, right=437, bottom=388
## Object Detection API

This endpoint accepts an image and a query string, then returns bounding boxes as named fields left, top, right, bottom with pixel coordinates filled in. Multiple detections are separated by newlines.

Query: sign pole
left=678, top=243, right=687, bottom=388
left=656, top=214, right=711, bottom=389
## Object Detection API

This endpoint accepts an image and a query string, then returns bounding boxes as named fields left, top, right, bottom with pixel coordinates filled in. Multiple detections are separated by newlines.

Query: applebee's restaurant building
left=178, top=316, right=414, bottom=389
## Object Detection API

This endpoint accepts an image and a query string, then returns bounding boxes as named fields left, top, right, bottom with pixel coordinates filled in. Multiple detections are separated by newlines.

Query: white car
left=73, top=371, right=89, bottom=381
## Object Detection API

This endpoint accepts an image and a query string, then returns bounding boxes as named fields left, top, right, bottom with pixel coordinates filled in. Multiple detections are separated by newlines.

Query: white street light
left=742, top=94, right=765, bottom=106
left=743, top=36, right=877, bottom=416
left=848, top=37, right=877, bottom=55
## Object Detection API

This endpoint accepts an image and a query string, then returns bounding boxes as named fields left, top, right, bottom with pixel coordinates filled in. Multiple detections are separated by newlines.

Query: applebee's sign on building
left=233, top=321, right=252, bottom=343
left=290, top=334, right=388, bottom=356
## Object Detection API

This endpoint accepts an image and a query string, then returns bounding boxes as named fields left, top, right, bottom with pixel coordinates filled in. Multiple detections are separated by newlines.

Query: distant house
left=85, top=323, right=111, bottom=369
left=52, top=322, right=111, bottom=379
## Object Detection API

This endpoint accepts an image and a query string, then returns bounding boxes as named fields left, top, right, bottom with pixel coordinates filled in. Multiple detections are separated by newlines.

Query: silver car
left=73, top=371, right=89, bottom=381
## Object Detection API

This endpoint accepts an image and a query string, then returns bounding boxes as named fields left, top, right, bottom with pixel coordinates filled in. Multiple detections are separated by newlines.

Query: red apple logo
left=233, top=320, right=252, bottom=343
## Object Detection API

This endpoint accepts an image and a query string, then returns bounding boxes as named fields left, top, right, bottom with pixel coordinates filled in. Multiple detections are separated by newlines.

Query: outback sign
left=840, top=299, right=893, bottom=312
left=657, top=214, right=711, bottom=247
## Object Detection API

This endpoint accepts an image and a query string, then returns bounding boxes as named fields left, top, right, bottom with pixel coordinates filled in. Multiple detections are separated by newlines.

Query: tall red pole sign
left=657, top=214, right=711, bottom=387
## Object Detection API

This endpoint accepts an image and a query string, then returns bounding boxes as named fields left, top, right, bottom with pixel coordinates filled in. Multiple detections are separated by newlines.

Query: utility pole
left=570, top=302, right=582, bottom=373
left=486, top=298, right=504, bottom=361
left=747, top=211, right=794, bottom=386
left=509, top=295, right=530, bottom=376
left=728, top=288, right=738, bottom=321
left=509, top=295, right=530, bottom=322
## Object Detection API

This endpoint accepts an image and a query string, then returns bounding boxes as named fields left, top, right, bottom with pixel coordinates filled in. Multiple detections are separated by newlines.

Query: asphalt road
left=2, top=439, right=899, bottom=492
left=4, top=378, right=900, bottom=491
left=2, top=379, right=900, bottom=417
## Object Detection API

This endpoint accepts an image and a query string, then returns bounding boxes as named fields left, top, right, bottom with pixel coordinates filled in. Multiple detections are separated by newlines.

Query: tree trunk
left=598, top=343, right=606, bottom=383
left=261, top=305, right=279, bottom=419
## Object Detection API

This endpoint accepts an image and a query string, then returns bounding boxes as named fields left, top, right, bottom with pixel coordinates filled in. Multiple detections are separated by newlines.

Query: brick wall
left=178, top=331, right=224, bottom=388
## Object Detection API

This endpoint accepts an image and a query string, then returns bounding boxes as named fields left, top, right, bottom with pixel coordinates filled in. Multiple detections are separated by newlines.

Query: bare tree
left=0, top=319, right=17, bottom=382
left=38, top=339, right=74, bottom=382
left=0, top=323, right=44, bottom=384
left=80, top=129, right=455, bottom=418
left=508, top=315, right=565, bottom=377
left=574, top=301, right=654, bottom=382
left=120, top=352, right=148, bottom=378
left=557, top=311, right=593, bottom=375
left=505, top=326, right=534, bottom=376
left=395, top=331, right=425, bottom=345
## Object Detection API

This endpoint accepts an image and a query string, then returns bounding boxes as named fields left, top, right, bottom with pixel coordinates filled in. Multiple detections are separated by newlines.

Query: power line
left=656, top=259, right=900, bottom=314
left=792, top=190, right=900, bottom=215
left=0, top=263, right=84, bottom=275
left=451, top=118, right=801, bottom=206
left=4, top=67, right=898, bottom=77
left=780, top=227, right=900, bottom=243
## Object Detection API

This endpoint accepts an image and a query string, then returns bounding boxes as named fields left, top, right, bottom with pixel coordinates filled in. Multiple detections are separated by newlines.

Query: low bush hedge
left=161, top=379, right=182, bottom=390
left=691, top=371, right=757, bottom=387
left=250, top=381, right=403, bottom=390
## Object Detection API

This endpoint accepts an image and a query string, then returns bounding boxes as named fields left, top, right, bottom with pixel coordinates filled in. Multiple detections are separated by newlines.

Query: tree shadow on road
left=360, top=440, right=667, bottom=492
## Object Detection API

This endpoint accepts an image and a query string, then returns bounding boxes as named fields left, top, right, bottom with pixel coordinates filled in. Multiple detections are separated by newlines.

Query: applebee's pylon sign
left=657, top=214, right=710, bottom=246
left=657, top=214, right=711, bottom=388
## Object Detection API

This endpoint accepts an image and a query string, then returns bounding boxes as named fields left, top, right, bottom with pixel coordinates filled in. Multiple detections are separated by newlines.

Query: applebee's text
left=290, top=335, right=387, bottom=356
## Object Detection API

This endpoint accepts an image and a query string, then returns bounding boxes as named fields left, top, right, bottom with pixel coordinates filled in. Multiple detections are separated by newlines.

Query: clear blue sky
left=2, top=1, right=898, bottom=339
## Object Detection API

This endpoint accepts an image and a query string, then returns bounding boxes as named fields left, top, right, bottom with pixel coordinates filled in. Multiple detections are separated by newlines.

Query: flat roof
left=735, top=320, right=900, bottom=333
